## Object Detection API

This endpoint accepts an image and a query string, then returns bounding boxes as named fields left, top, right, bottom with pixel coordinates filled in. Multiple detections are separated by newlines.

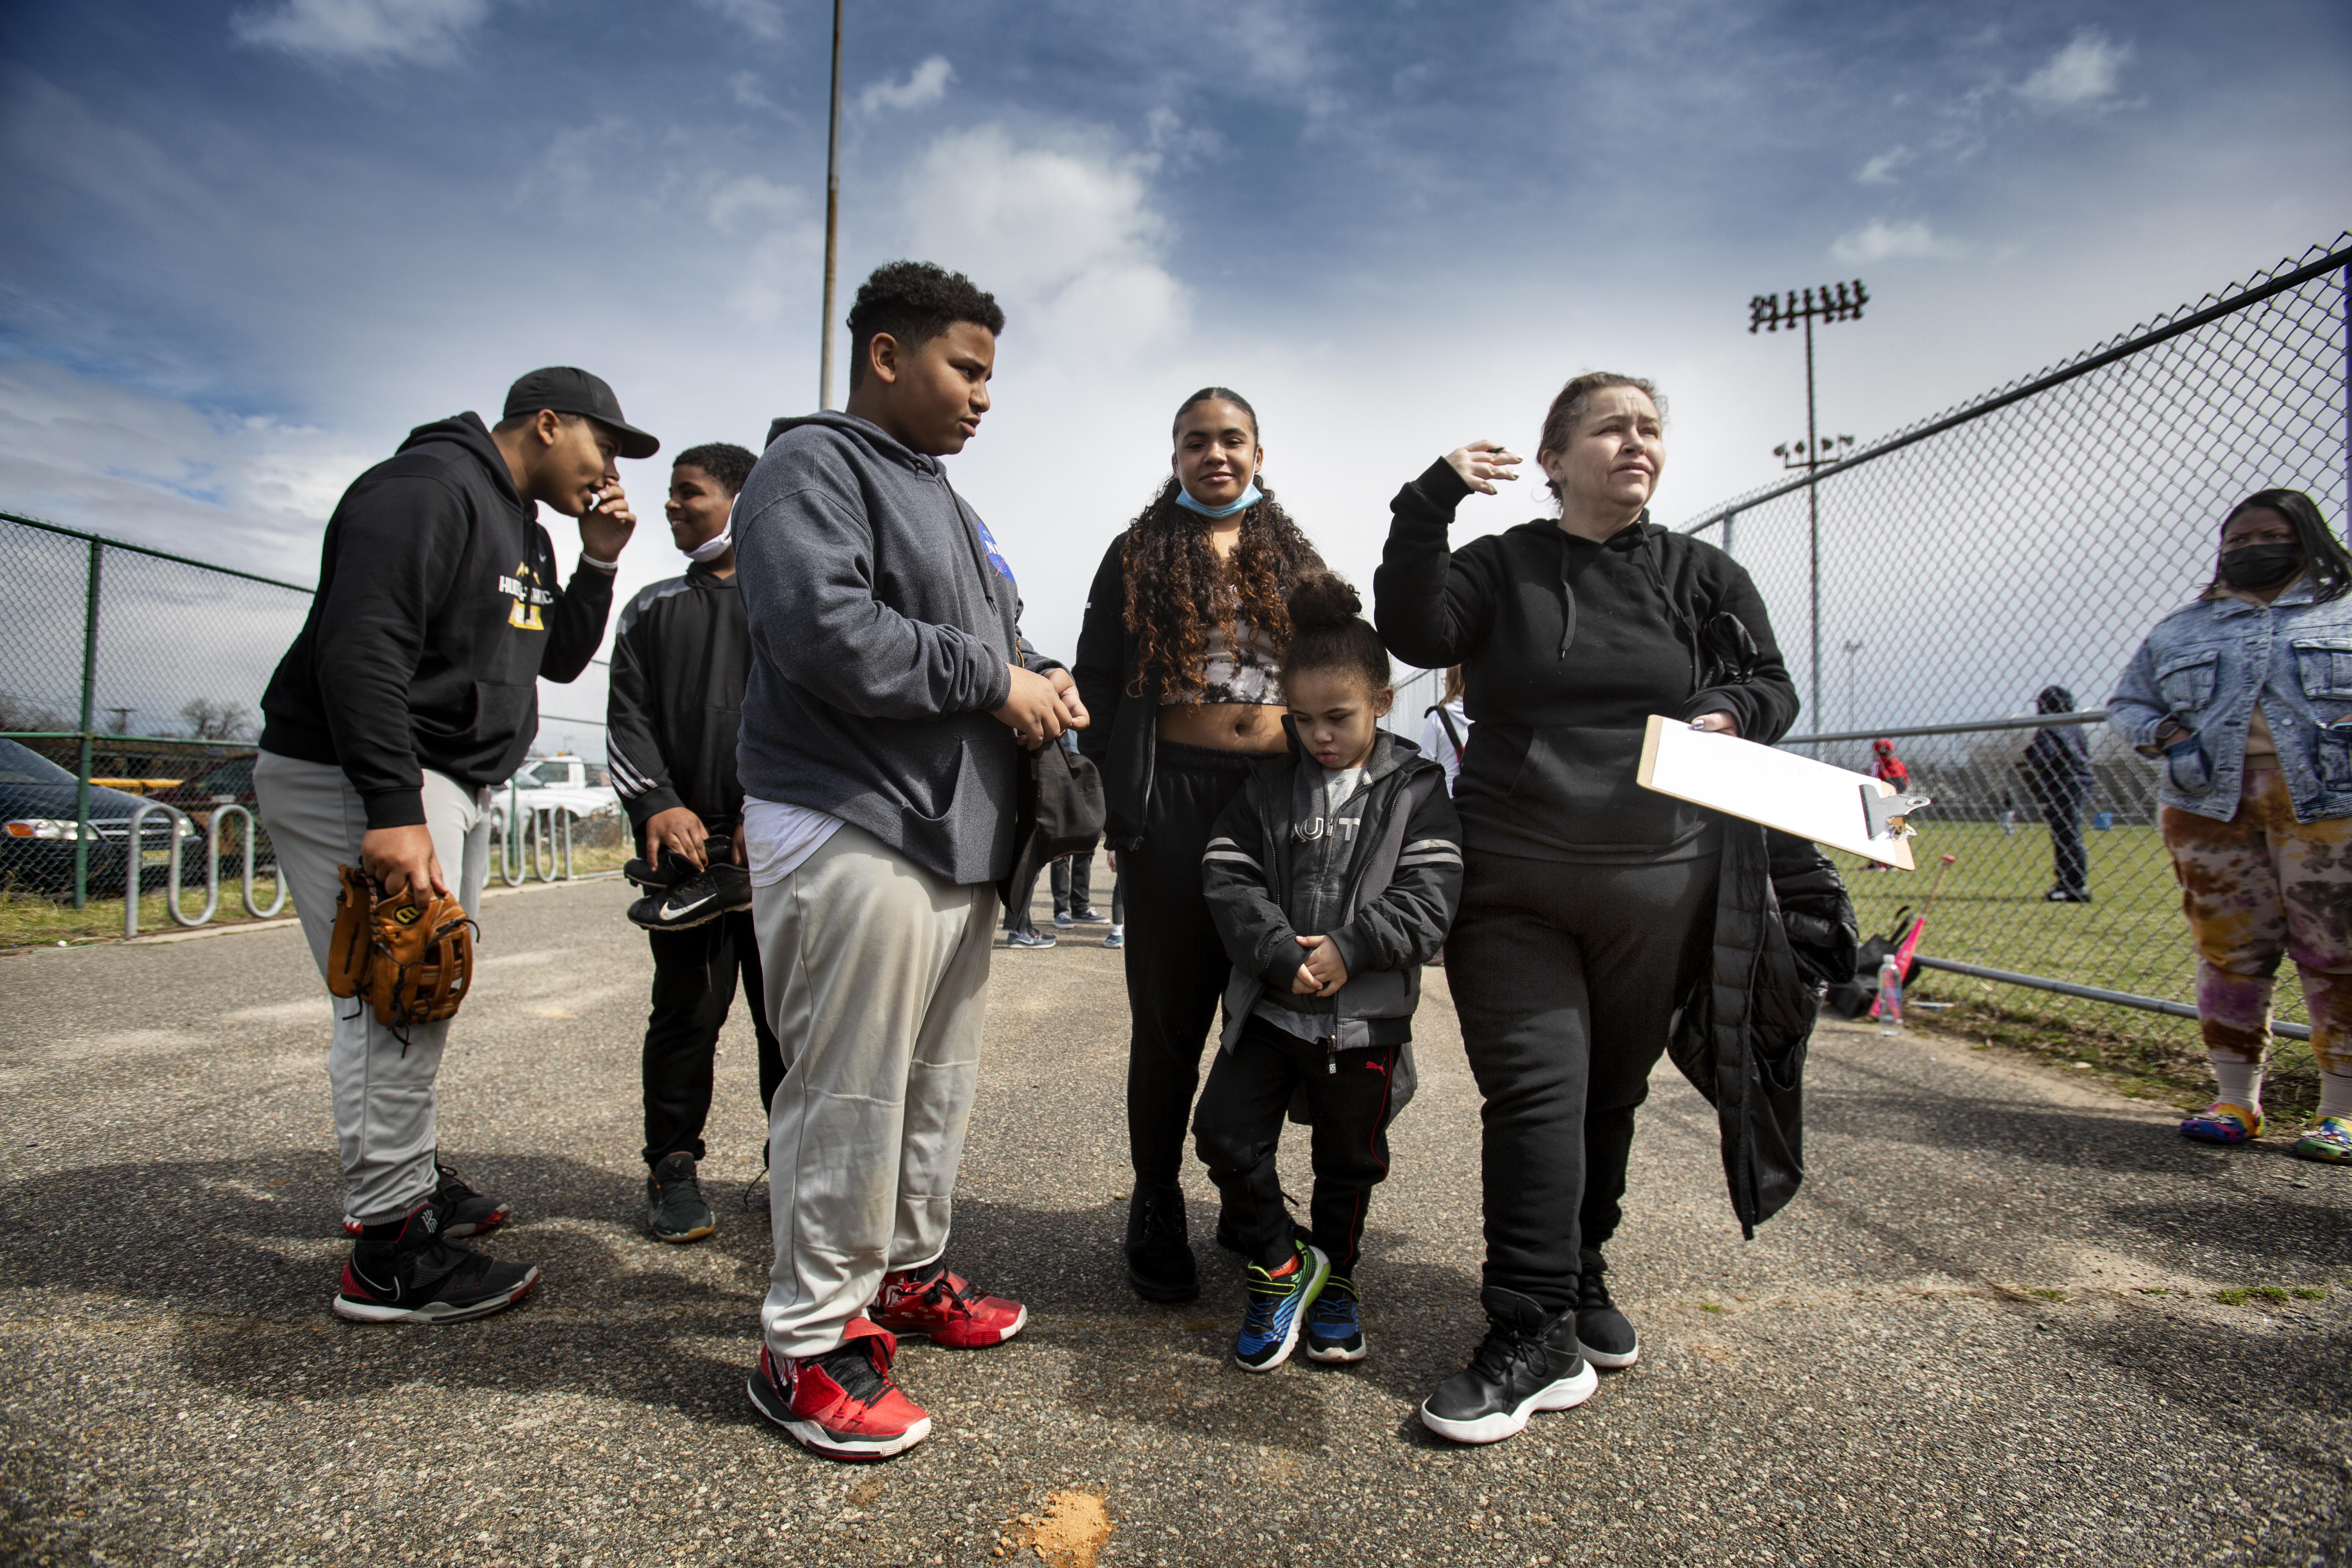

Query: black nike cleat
left=623, top=846, right=699, bottom=892
left=627, top=862, right=754, bottom=932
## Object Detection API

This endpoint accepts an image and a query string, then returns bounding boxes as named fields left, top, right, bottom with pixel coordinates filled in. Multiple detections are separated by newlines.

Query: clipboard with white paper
left=1634, top=714, right=1927, bottom=869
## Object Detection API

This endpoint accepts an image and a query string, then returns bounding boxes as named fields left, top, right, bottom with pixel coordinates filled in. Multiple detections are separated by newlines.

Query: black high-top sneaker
left=1575, top=1250, right=1639, bottom=1369
left=1124, top=1183, right=1199, bottom=1303
left=333, top=1201, right=540, bottom=1325
left=1419, top=1286, right=1597, bottom=1444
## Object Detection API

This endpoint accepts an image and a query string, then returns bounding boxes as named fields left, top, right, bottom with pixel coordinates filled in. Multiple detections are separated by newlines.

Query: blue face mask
left=1174, top=480, right=1261, bottom=519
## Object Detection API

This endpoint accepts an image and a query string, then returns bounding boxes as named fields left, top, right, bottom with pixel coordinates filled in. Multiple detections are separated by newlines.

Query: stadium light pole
left=1750, top=278, right=1869, bottom=737
left=817, top=0, right=845, bottom=411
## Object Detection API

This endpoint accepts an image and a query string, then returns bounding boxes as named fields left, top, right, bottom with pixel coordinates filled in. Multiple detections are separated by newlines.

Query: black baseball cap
left=501, top=367, right=661, bottom=460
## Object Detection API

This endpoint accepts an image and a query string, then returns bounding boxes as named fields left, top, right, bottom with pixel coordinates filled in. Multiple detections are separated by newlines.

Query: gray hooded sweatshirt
left=734, top=410, right=1047, bottom=886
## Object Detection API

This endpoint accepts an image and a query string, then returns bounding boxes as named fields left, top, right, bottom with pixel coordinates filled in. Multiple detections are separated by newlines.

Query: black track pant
left=1446, top=849, right=1719, bottom=1313
left=1193, top=1014, right=1399, bottom=1275
left=2036, top=780, right=2090, bottom=893
left=1123, top=740, right=1261, bottom=1187
left=643, top=908, right=786, bottom=1168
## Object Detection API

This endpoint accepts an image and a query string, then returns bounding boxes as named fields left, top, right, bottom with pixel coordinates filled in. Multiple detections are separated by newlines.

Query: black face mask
left=2219, top=543, right=2301, bottom=590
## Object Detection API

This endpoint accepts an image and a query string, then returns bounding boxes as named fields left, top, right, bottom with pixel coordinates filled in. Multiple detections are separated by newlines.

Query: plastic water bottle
left=1877, top=955, right=1904, bottom=1034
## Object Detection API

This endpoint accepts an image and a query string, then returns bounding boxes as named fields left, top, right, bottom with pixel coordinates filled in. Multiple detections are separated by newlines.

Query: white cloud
left=229, top=0, right=491, bottom=67
left=2017, top=30, right=2131, bottom=110
left=1830, top=218, right=1966, bottom=264
left=895, top=125, right=1184, bottom=359
left=860, top=56, right=954, bottom=115
left=695, top=0, right=784, bottom=42
left=703, top=172, right=803, bottom=236
left=1857, top=146, right=1912, bottom=186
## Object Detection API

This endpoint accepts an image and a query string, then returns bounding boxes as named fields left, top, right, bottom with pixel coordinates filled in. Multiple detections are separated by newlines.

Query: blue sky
left=3, top=0, right=2348, bottom=743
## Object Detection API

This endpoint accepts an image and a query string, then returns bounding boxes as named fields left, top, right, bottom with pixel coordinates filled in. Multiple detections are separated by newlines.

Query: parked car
left=490, top=755, right=621, bottom=840
left=0, top=737, right=194, bottom=898
left=146, top=753, right=270, bottom=875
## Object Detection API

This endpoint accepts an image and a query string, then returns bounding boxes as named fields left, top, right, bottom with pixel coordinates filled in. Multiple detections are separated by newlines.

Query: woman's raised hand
left=1445, top=441, right=1522, bottom=496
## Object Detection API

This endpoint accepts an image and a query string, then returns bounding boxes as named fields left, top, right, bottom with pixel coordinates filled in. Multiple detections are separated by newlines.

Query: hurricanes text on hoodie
left=731, top=411, right=1059, bottom=887
left=258, top=412, right=615, bottom=829
left=1373, top=459, right=1798, bottom=864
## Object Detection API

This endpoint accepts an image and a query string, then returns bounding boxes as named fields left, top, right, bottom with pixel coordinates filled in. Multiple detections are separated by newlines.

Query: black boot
left=1124, top=1183, right=1199, bottom=1302
left=1419, top=1286, right=1596, bottom=1445
left=1575, top=1249, right=1639, bottom=1369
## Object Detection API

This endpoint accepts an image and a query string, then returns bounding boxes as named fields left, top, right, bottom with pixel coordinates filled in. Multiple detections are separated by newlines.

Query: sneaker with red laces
left=869, top=1263, right=1028, bottom=1348
left=746, top=1319, right=932, bottom=1461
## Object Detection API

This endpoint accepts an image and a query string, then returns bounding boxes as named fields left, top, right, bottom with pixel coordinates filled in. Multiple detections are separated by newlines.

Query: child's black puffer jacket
left=1200, top=726, right=1462, bottom=1065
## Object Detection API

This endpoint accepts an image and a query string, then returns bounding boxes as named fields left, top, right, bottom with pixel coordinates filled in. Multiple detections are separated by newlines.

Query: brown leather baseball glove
left=326, top=864, right=477, bottom=1031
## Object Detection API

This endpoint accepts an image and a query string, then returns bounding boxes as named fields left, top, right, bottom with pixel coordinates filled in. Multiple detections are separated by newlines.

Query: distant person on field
left=1860, top=738, right=1909, bottom=871
left=254, top=367, right=656, bottom=1324
left=606, top=441, right=786, bottom=1244
left=1869, top=737, right=1907, bottom=788
left=2109, top=488, right=2352, bottom=1164
left=2022, top=685, right=2094, bottom=903
left=733, top=261, right=1085, bottom=1461
left=1419, top=664, right=1470, bottom=794
left=1192, top=573, right=1461, bottom=1374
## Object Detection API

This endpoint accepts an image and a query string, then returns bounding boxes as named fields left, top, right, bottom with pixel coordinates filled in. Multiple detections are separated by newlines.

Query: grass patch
left=1, top=834, right=627, bottom=951
left=0, top=877, right=294, bottom=949
left=2214, top=1286, right=2292, bottom=1306
left=1829, top=822, right=2325, bottom=1123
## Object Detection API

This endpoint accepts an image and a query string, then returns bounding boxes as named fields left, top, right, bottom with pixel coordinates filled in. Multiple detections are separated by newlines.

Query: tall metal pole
left=817, top=0, right=844, bottom=411
left=1804, top=310, right=1822, bottom=736
left=72, top=539, right=101, bottom=910
left=2341, top=263, right=2349, bottom=528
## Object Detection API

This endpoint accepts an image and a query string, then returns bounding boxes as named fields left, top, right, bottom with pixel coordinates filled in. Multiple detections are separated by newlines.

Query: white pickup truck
left=491, top=755, right=621, bottom=839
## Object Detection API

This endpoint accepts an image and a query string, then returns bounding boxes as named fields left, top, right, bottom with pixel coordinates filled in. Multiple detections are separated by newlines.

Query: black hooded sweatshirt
left=258, top=412, right=615, bottom=829
left=1374, top=459, right=1798, bottom=863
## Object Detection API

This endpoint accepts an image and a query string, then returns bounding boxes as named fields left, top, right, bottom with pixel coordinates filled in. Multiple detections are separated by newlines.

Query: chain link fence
left=1679, top=234, right=2352, bottom=1058
left=0, top=512, right=619, bottom=918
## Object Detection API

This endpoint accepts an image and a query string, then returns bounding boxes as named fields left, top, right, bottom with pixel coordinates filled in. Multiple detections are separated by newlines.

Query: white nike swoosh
left=657, top=893, right=717, bottom=922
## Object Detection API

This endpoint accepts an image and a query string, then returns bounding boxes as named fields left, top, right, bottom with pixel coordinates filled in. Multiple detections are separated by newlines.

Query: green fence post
left=71, top=539, right=102, bottom=910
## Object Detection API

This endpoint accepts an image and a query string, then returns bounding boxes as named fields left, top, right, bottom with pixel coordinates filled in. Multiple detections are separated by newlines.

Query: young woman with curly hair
left=1074, top=387, right=1325, bottom=1302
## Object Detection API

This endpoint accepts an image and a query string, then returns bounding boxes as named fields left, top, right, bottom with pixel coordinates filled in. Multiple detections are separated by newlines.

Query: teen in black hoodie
left=1374, top=374, right=1797, bottom=1446
left=255, top=368, right=655, bottom=1328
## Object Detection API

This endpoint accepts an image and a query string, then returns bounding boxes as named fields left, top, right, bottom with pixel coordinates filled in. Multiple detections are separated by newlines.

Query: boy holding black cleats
left=1194, top=574, right=1462, bottom=1373
left=607, top=442, right=784, bottom=1243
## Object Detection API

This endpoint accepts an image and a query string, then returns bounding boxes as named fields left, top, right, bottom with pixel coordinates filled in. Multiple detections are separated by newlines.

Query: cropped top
left=1160, top=619, right=1282, bottom=706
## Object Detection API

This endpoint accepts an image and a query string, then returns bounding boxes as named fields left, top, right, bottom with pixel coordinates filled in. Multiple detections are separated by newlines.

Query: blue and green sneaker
left=2290, top=1114, right=2352, bottom=1165
left=1303, top=1274, right=1367, bottom=1363
left=1234, top=1241, right=1329, bottom=1373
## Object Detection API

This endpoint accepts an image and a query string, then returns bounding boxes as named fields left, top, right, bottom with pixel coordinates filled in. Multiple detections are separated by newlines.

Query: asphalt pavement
left=1, top=861, right=2346, bottom=1568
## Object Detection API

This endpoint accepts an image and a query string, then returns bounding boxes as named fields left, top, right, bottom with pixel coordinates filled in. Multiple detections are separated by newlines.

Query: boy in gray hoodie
left=733, top=262, right=1085, bottom=1462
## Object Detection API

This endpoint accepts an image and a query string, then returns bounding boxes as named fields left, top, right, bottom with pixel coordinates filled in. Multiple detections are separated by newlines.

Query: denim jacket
left=2108, top=578, right=2352, bottom=822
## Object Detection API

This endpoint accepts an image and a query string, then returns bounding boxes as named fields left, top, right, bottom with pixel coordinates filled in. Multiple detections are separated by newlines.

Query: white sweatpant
left=752, top=822, right=996, bottom=1359
left=254, top=751, right=489, bottom=1225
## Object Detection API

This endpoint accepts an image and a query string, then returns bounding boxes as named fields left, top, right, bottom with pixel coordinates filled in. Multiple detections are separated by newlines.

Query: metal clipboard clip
left=1862, top=787, right=1933, bottom=843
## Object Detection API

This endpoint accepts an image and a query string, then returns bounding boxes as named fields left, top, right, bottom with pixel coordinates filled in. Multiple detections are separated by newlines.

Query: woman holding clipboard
left=1374, top=373, right=1800, bottom=1444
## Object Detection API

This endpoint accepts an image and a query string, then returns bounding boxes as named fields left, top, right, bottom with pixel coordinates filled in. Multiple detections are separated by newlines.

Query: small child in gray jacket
left=1192, top=573, right=1463, bottom=1373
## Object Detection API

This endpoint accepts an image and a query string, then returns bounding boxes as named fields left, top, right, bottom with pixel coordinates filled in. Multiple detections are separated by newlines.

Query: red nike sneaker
left=869, top=1264, right=1028, bottom=1348
left=746, top=1319, right=931, bottom=1461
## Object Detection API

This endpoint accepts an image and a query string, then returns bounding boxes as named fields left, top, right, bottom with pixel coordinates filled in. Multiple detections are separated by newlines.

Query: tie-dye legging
left=2163, top=767, right=2352, bottom=1076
